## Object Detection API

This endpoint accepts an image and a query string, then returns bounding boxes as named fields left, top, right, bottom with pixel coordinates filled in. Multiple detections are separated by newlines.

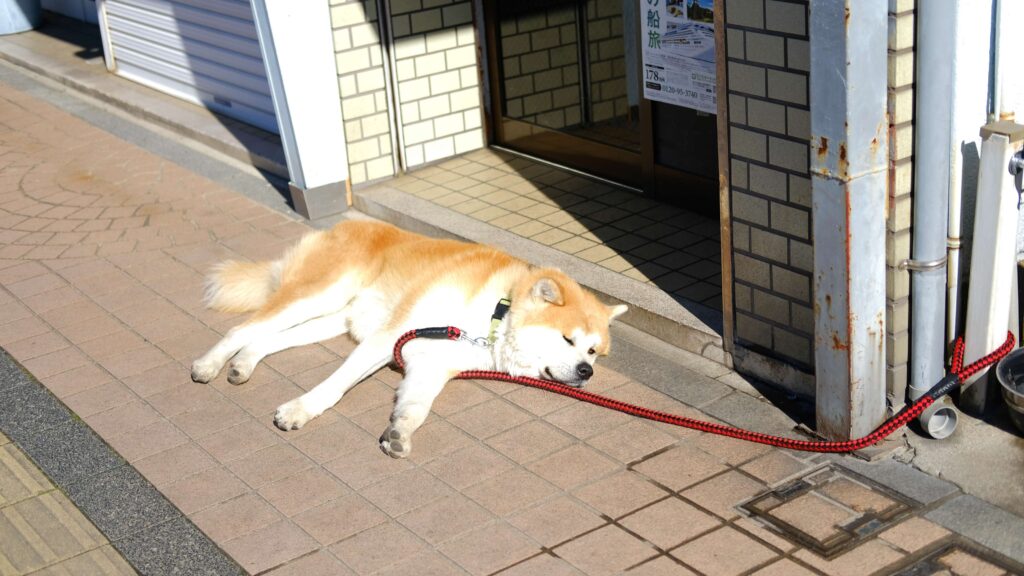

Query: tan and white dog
left=191, top=221, right=626, bottom=458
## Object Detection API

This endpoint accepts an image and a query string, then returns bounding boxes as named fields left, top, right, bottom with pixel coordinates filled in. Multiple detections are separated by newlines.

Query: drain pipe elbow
left=918, top=394, right=959, bottom=439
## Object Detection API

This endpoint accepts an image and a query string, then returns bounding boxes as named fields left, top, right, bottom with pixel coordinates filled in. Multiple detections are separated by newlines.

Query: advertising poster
left=640, top=0, right=717, bottom=114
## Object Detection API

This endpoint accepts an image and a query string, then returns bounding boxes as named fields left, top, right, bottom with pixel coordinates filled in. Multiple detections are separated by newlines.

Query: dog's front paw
left=379, top=424, right=411, bottom=459
left=274, top=399, right=313, bottom=431
left=190, top=359, right=219, bottom=383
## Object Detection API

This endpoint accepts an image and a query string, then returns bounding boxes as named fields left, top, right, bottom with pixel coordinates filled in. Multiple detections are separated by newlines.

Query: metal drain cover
left=739, top=463, right=919, bottom=558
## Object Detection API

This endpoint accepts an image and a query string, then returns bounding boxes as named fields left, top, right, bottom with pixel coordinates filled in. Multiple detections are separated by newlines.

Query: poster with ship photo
left=640, top=0, right=716, bottom=114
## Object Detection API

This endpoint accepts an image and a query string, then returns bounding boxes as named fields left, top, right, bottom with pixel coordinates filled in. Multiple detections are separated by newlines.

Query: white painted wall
left=252, top=0, right=348, bottom=191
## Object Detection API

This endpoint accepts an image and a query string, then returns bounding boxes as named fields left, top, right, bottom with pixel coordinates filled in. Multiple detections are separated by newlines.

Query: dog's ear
left=607, top=304, right=628, bottom=323
left=530, top=277, right=564, bottom=306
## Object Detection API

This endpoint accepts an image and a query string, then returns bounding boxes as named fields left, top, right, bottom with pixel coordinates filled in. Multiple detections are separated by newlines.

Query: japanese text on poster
left=641, top=0, right=716, bottom=114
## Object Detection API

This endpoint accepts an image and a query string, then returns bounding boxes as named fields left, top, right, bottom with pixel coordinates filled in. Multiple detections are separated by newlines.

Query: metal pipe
left=910, top=0, right=957, bottom=438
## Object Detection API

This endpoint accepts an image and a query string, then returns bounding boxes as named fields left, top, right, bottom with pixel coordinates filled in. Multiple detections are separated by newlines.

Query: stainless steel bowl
left=995, top=347, right=1024, bottom=434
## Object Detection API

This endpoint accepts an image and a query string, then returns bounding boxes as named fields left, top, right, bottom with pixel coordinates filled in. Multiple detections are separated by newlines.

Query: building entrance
left=484, top=0, right=719, bottom=212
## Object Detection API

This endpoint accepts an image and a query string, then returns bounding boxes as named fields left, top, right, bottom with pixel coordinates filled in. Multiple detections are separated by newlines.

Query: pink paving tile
left=328, top=522, right=430, bottom=575
left=695, top=432, right=772, bottom=466
left=486, top=420, right=575, bottom=464
left=293, top=493, right=388, bottom=546
left=83, top=400, right=162, bottom=439
left=20, top=286, right=84, bottom=314
left=198, top=419, right=282, bottom=464
left=323, top=439, right=415, bottom=490
left=447, top=398, right=534, bottom=440
left=231, top=377, right=305, bottom=417
left=527, top=444, right=619, bottom=490
left=262, top=344, right=339, bottom=377
left=749, top=558, right=818, bottom=576
left=429, top=379, right=494, bottom=417
left=403, top=419, right=476, bottom=465
left=422, top=443, right=514, bottom=491
left=555, top=525, right=659, bottom=576
left=97, top=345, right=172, bottom=379
left=397, top=494, right=495, bottom=545
left=547, top=399, right=633, bottom=439
left=332, top=378, right=395, bottom=417
left=221, top=519, right=319, bottom=575
left=619, top=497, right=721, bottom=550
left=573, top=471, right=670, bottom=519
left=739, top=451, right=815, bottom=484
left=147, top=381, right=225, bottom=418
left=42, top=362, right=112, bottom=398
left=439, top=520, right=541, bottom=576
left=464, top=468, right=559, bottom=517
left=359, top=467, right=455, bottom=518
left=59, top=314, right=124, bottom=345
left=21, top=345, right=91, bottom=378
left=4, top=331, right=68, bottom=361
left=290, top=418, right=376, bottom=464
left=0, top=316, right=49, bottom=346
left=133, top=442, right=218, bottom=487
left=371, top=549, right=468, bottom=576
left=793, top=539, right=906, bottom=576
left=226, top=443, right=315, bottom=489
left=633, top=444, right=729, bottom=491
left=508, top=495, right=605, bottom=547
left=4, top=271, right=67, bottom=299
left=37, top=299, right=105, bottom=329
left=162, top=466, right=249, bottom=515
left=586, top=420, right=678, bottom=464
left=106, top=418, right=190, bottom=462
left=878, top=517, right=951, bottom=553
left=671, top=526, right=779, bottom=576
left=680, top=470, right=766, bottom=520
left=258, top=467, right=351, bottom=518
left=494, top=553, right=581, bottom=576
left=76, top=329, right=148, bottom=359
left=120, top=362, right=188, bottom=398
left=61, top=380, right=136, bottom=417
left=191, top=493, right=283, bottom=543
left=627, top=557, right=699, bottom=575
left=504, top=384, right=576, bottom=416
left=170, top=397, right=250, bottom=439
left=264, top=551, right=355, bottom=576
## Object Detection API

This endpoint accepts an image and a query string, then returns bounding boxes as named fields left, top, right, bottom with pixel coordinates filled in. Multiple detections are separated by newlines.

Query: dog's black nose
left=576, top=363, right=593, bottom=380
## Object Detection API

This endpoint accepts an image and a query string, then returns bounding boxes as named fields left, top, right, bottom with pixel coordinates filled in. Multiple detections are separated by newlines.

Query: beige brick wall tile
left=737, top=313, right=773, bottom=348
left=788, top=38, right=810, bottom=72
left=336, top=47, right=371, bottom=75
left=446, top=45, right=476, bottom=69
left=424, top=136, right=456, bottom=162
left=729, top=63, right=767, bottom=97
left=396, top=35, right=427, bottom=59
left=404, top=120, right=436, bottom=145
left=427, top=27, right=459, bottom=52
left=342, top=93, right=376, bottom=119
left=747, top=99, right=786, bottom=135
left=454, top=130, right=484, bottom=154
left=765, top=0, right=806, bottom=35
left=732, top=190, right=769, bottom=226
left=730, top=127, right=767, bottom=163
left=429, top=70, right=462, bottom=95
left=331, top=3, right=367, bottom=28
left=411, top=8, right=442, bottom=33
left=442, top=3, right=472, bottom=27
left=726, top=0, right=765, bottom=28
left=746, top=33, right=785, bottom=67
left=769, top=137, right=808, bottom=173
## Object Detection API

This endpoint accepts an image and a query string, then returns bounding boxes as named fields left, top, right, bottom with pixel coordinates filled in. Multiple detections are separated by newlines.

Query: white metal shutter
left=101, top=0, right=278, bottom=133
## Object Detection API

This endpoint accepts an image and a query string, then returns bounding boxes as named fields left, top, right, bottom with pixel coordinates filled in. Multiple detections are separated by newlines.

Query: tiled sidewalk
left=2, top=71, right=1024, bottom=576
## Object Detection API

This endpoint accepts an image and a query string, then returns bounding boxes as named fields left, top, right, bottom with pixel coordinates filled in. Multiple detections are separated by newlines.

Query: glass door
left=485, top=0, right=718, bottom=210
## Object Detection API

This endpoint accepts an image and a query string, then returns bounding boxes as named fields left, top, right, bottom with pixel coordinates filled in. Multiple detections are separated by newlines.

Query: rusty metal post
left=810, top=0, right=890, bottom=439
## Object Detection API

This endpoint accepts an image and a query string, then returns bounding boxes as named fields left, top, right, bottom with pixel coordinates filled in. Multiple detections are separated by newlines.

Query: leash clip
left=460, top=333, right=491, bottom=348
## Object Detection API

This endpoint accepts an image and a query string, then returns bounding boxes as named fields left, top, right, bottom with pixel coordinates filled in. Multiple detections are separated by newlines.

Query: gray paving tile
left=0, top=368, right=74, bottom=445
left=20, top=420, right=124, bottom=486
left=925, top=494, right=1024, bottom=564
left=116, top=516, right=245, bottom=576
left=67, top=465, right=182, bottom=541
left=831, top=457, right=959, bottom=506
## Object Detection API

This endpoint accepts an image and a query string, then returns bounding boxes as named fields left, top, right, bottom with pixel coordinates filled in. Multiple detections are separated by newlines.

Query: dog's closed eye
left=563, top=335, right=574, bottom=346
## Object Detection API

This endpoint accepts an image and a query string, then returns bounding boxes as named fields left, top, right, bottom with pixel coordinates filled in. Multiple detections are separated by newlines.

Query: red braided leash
left=393, top=329, right=1016, bottom=453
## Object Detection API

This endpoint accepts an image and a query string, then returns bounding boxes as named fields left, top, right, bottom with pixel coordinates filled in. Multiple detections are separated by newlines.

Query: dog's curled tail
left=203, top=260, right=281, bottom=313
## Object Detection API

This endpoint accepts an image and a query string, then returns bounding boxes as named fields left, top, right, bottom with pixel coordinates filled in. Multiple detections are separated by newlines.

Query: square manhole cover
left=739, top=463, right=919, bottom=558
left=891, top=541, right=1024, bottom=575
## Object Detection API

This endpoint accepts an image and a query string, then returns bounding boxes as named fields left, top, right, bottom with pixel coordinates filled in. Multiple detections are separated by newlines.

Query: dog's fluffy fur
left=192, top=221, right=626, bottom=457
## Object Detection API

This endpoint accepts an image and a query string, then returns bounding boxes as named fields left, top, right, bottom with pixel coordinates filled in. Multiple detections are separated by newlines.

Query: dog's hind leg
left=274, top=331, right=395, bottom=430
left=227, top=310, right=351, bottom=385
left=192, top=273, right=361, bottom=383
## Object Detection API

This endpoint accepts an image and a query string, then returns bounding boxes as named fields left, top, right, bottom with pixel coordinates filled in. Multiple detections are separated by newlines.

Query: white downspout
left=909, top=0, right=958, bottom=438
